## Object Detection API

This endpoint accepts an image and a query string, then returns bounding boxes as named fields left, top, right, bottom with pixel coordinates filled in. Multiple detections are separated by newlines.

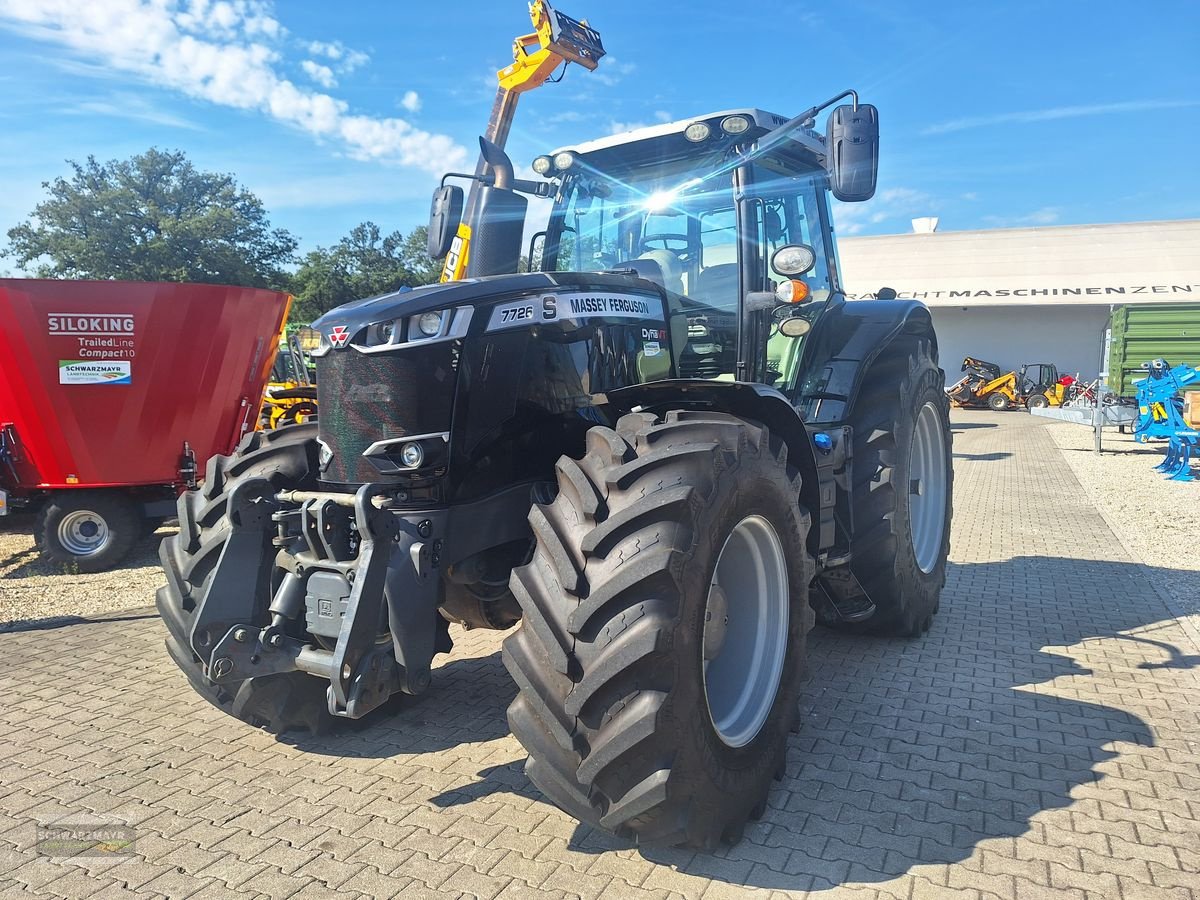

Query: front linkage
left=192, top=485, right=435, bottom=719
left=158, top=428, right=454, bottom=727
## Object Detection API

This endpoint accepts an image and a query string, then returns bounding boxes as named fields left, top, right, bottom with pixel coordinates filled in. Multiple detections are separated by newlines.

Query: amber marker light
left=775, top=280, right=811, bottom=304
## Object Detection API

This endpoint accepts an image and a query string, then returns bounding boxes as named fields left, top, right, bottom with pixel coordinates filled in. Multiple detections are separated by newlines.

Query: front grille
left=317, top=345, right=456, bottom=484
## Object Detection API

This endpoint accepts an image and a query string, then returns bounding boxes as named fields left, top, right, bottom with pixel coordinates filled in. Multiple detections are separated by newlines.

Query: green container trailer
left=1105, top=302, right=1200, bottom=398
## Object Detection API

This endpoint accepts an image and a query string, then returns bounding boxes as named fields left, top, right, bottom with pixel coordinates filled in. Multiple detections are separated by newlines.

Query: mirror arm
left=441, top=171, right=495, bottom=189
left=439, top=172, right=551, bottom=198
left=738, top=89, right=860, bottom=168
left=512, top=179, right=554, bottom=197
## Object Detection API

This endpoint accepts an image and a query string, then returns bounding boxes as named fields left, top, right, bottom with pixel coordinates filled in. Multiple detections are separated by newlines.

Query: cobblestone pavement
left=1, top=409, right=1198, bottom=899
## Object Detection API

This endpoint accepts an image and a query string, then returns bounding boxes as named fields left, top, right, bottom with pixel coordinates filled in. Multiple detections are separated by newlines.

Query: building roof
left=836, top=219, right=1200, bottom=307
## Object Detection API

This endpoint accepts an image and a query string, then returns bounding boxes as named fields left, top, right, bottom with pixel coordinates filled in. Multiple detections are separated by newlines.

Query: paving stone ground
left=1, top=409, right=1198, bottom=899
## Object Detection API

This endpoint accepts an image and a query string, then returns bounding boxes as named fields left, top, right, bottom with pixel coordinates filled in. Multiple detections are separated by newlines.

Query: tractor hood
left=311, top=270, right=663, bottom=349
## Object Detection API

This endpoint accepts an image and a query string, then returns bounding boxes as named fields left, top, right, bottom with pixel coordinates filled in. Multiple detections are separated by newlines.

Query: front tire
left=35, top=490, right=141, bottom=572
left=503, top=411, right=813, bottom=848
left=848, top=337, right=953, bottom=637
left=1026, top=393, right=1050, bottom=409
left=987, top=392, right=1010, bottom=411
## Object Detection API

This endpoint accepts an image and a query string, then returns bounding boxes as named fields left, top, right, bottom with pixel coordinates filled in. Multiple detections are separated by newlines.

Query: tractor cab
left=531, top=109, right=838, bottom=389
left=429, top=95, right=881, bottom=402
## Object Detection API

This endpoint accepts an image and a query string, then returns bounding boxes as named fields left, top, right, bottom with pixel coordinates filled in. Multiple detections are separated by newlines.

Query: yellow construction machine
left=1018, top=363, right=1067, bottom=409
left=945, top=356, right=1021, bottom=410
left=260, top=333, right=318, bottom=429
left=439, top=0, right=604, bottom=282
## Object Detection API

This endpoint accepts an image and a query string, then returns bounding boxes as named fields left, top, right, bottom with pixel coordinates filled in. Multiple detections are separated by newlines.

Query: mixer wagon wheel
left=35, top=490, right=141, bottom=573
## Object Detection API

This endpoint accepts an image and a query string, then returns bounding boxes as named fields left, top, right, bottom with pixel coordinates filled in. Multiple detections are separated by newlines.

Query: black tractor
left=157, top=92, right=952, bottom=849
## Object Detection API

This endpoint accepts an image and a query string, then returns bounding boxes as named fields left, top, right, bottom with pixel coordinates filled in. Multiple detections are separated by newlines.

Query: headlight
left=771, top=244, right=817, bottom=276
left=416, top=311, right=443, bottom=337
left=370, top=320, right=395, bottom=345
left=721, top=115, right=751, bottom=135
left=553, top=151, right=577, bottom=171
left=400, top=442, right=424, bottom=468
left=684, top=122, right=711, bottom=142
left=532, top=155, right=553, bottom=175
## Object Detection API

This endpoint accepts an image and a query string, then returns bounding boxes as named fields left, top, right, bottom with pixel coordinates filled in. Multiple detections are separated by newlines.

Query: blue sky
left=1, top=0, right=1197, bottom=264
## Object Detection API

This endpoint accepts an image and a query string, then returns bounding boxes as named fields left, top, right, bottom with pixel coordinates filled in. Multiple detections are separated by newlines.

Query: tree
left=397, top=225, right=443, bottom=286
left=288, top=221, right=443, bottom=323
left=5, top=148, right=297, bottom=287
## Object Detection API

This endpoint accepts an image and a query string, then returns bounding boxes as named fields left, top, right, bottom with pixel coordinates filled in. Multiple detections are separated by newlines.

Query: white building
left=837, top=219, right=1200, bottom=382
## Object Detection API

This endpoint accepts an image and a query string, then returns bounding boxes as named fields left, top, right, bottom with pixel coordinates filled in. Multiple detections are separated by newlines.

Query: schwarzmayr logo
left=36, top=816, right=135, bottom=857
left=58, top=360, right=132, bottom=385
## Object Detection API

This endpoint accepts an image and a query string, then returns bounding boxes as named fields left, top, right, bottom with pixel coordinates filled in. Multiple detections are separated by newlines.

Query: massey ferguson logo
left=328, top=325, right=350, bottom=348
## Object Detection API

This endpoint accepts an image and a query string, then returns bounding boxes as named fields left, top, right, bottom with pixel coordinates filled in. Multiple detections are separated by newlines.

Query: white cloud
left=983, top=207, right=1062, bottom=227
left=591, top=56, right=635, bottom=87
left=834, top=186, right=936, bottom=235
left=399, top=90, right=421, bottom=114
left=307, top=38, right=368, bottom=73
left=301, top=59, right=335, bottom=88
left=65, top=93, right=203, bottom=130
left=307, top=39, right=341, bottom=59
left=609, top=120, right=649, bottom=135
left=923, top=99, right=1199, bottom=135
left=541, top=109, right=586, bottom=125
left=0, top=0, right=466, bottom=173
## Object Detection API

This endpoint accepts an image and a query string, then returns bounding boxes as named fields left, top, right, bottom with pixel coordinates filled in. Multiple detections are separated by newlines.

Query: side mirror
left=427, top=185, right=464, bottom=259
left=826, top=104, right=879, bottom=202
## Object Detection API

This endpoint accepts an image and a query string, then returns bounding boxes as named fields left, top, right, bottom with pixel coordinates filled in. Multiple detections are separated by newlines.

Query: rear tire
left=503, top=411, right=813, bottom=848
left=1026, top=394, right=1050, bottom=409
left=987, top=392, right=1010, bottom=411
left=156, top=425, right=334, bottom=734
left=35, top=490, right=141, bottom=573
left=847, top=338, right=952, bottom=637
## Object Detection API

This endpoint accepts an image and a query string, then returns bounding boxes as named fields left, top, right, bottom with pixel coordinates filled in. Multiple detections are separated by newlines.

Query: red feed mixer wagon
left=0, top=279, right=291, bottom=571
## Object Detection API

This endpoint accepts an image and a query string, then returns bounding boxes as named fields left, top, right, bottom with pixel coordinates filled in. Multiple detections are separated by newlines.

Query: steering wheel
left=640, top=233, right=690, bottom=254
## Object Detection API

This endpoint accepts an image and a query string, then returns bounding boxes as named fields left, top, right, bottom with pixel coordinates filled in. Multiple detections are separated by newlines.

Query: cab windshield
left=541, top=155, right=834, bottom=386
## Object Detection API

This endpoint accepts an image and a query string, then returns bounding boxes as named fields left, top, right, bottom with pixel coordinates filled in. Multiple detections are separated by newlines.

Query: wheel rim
left=702, top=515, right=790, bottom=748
left=57, top=510, right=111, bottom=557
left=908, top=402, right=949, bottom=574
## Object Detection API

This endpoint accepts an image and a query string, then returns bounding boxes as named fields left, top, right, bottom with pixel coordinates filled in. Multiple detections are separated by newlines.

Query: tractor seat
left=692, top=264, right=739, bottom=310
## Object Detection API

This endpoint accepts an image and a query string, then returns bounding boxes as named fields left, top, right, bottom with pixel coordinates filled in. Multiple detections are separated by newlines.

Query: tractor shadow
left=424, top=554, right=1185, bottom=892
left=281, top=638, right=519, bottom=753
left=952, top=451, right=1013, bottom=462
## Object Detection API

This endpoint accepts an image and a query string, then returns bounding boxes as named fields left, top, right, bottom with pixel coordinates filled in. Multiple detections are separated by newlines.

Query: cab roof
left=548, top=108, right=828, bottom=181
